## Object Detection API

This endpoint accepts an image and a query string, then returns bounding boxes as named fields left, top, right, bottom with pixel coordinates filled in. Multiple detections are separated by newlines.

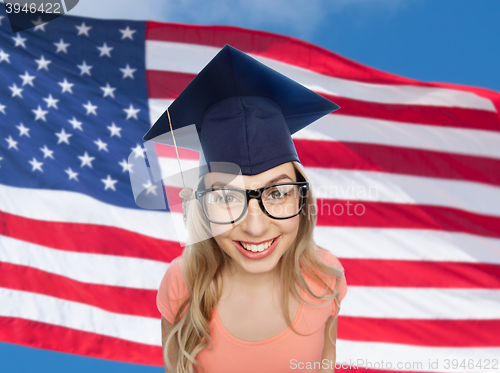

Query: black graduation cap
left=143, top=45, right=339, bottom=176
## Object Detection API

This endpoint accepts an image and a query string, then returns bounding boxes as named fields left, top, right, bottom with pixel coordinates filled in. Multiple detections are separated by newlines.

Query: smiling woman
left=146, top=45, right=348, bottom=373
left=205, top=163, right=307, bottom=272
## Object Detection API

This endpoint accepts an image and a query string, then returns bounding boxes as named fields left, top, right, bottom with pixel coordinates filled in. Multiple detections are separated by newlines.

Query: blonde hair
left=163, top=162, right=345, bottom=373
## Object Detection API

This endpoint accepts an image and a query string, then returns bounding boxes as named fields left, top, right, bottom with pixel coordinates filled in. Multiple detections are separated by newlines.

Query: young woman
left=144, top=45, right=348, bottom=373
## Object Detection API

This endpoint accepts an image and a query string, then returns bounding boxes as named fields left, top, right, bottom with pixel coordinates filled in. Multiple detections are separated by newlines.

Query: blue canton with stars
left=0, top=8, right=155, bottom=210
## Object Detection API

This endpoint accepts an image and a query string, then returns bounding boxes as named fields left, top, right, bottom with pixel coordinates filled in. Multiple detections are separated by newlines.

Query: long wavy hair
left=163, top=162, right=345, bottom=373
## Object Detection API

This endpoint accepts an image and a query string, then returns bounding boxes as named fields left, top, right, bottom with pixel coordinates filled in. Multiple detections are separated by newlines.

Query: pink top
left=157, top=249, right=348, bottom=373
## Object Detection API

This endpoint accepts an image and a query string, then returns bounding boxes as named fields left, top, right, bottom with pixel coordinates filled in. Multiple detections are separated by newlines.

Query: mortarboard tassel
left=166, top=107, right=192, bottom=225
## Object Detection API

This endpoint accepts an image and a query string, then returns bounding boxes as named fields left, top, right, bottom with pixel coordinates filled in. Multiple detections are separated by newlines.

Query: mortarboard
left=143, top=44, right=340, bottom=176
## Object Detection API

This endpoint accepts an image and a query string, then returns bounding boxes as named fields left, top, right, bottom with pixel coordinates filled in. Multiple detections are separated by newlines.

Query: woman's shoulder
left=160, top=256, right=187, bottom=291
left=157, top=256, right=189, bottom=323
left=301, top=245, right=348, bottom=303
left=167, top=256, right=184, bottom=272
left=314, top=246, right=345, bottom=269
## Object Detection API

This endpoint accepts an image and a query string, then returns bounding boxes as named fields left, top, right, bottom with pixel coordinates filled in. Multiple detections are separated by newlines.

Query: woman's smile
left=233, top=235, right=281, bottom=259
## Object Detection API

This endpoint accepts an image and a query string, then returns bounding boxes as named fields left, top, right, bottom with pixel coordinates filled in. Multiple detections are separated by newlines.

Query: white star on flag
left=101, top=175, right=118, bottom=191
left=55, top=129, right=72, bottom=145
left=19, top=71, right=36, bottom=86
left=75, top=22, right=92, bottom=36
left=43, top=94, right=59, bottom=109
left=0, top=103, right=6, bottom=114
left=77, top=61, right=93, bottom=76
left=100, top=83, right=116, bottom=98
left=32, top=17, right=47, bottom=32
left=78, top=152, right=95, bottom=168
left=142, top=180, right=158, bottom=195
left=97, top=42, right=113, bottom=57
left=16, top=123, right=30, bottom=137
left=120, top=64, right=136, bottom=79
left=131, top=144, right=146, bottom=158
left=0, top=49, right=10, bottom=63
left=58, top=78, right=74, bottom=94
left=0, top=157, right=3, bottom=167
left=118, top=159, right=133, bottom=173
left=83, top=101, right=98, bottom=115
left=68, top=117, right=83, bottom=131
left=119, top=26, right=137, bottom=40
left=107, top=123, right=122, bottom=137
left=33, top=106, right=49, bottom=121
left=5, top=136, right=19, bottom=150
left=65, top=168, right=79, bottom=181
left=28, top=158, right=44, bottom=172
left=12, top=34, right=27, bottom=48
left=40, top=145, right=55, bottom=159
left=124, top=104, right=140, bottom=120
left=9, top=84, right=23, bottom=98
left=94, top=138, right=109, bottom=152
left=54, top=39, right=70, bottom=53
left=35, top=55, right=51, bottom=71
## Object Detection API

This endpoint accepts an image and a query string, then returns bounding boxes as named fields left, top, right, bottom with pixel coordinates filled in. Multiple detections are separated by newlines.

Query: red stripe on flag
left=341, top=259, right=500, bottom=289
left=145, top=22, right=500, bottom=116
left=328, top=94, right=500, bottom=132
left=146, top=70, right=193, bottom=101
left=0, top=210, right=183, bottom=262
left=315, top=199, right=500, bottom=239
left=294, top=140, right=500, bottom=187
left=154, top=142, right=200, bottom=160
left=159, top=185, right=500, bottom=238
left=146, top=70, right=192, bottom=99
left=339, top=316, right=500, bottom=347
left=145, top=22, right=425, bottom=86
left=147, top=70, right=500, bottom=131
left=0, top=262, right=159, bottom=318
left=0, top=317, right=163, bottom=366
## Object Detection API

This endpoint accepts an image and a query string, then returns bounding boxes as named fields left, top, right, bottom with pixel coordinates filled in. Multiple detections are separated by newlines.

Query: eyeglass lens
left=201, top=184, right=303, bottom=224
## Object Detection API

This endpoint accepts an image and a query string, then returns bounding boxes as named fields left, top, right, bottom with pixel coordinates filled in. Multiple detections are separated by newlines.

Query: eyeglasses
left=195, top=181, right=309, bottom=224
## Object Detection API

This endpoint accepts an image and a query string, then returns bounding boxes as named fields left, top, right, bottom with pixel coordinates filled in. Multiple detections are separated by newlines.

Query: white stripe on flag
left=316, top=227, right=500, bottom=264
left=157, top=159, right=500, bottom=217
left=149, top=99, right=500, bottom=160
left=0, top=235, right=169, bottom=289
left=0, top=184, right=186, bottom=242
left=336, top=339, right=500, bottom=372
left=0, top=288, right=160, bottom=345
left=149, top=98, right=172, bottom=125
left=307, top=167, right=500, bottom=217
left=145, top=41, right=496, bottom=112
left=341, top=287, right=500, bottom=319
left=295, top=113, right=500, bottom=160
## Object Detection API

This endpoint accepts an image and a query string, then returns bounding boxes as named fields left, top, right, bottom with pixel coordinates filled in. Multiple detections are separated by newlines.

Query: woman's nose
left=239, top=198, right=269, bottom=237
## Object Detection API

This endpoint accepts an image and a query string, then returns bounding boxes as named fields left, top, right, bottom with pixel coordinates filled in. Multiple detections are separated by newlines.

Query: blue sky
left=70, top=0, right=500, bottom=92
left=1, top=1, right=499, bottom=372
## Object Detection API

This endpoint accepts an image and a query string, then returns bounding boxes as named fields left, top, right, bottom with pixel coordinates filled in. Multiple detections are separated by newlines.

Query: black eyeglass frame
left=194, top=181, right=310, bottom=225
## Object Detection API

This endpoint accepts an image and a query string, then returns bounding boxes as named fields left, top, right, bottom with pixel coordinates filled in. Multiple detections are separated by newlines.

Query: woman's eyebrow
left=266, top=174, right=293, bottom=185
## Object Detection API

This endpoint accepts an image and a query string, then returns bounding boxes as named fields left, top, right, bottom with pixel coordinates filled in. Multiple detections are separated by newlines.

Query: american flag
left=1, top=7, right=499, bottom=373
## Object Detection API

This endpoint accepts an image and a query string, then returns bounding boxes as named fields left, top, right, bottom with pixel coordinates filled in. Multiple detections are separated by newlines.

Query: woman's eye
left=217, top=194, right=237, bottom=203
left=270, top=190, right=286, bottom=199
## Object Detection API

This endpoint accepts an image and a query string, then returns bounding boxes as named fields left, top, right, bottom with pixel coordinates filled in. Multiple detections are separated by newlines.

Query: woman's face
left=205, top=162, right=301, bottom=275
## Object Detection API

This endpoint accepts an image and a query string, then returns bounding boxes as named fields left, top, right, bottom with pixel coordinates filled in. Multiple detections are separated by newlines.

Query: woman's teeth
left=240, top=239, right=274, bottom=252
